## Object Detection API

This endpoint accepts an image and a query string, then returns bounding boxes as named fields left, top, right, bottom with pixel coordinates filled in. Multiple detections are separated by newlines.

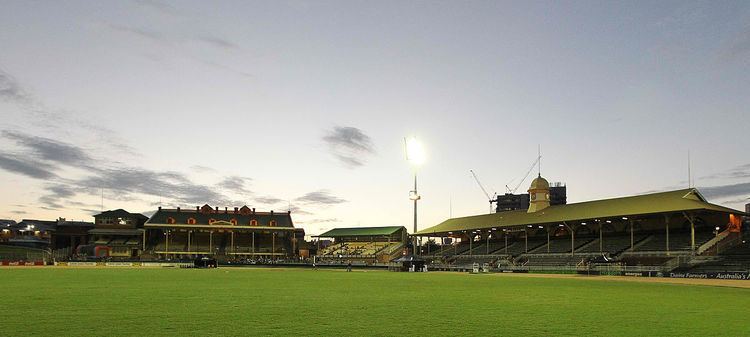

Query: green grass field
left=1, top=268, right=748, bottom=336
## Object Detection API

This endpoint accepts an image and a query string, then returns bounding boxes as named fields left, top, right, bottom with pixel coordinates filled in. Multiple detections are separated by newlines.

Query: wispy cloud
left=195, top=36, right=239, bottom=50
left=107, top=23, right=168, bottom=44
left=2, top=130, right=91, bottom=166
left=699, top=163, right=750, bottom=181
left=217, top=175, right=252, bottom=194
left=0, top=130, right=255, bottom=210
left=700, top=182, right=750, bottom=201
left=295, top=190, right=346, bottom=206
left=0, top=153, right=57, bottom=179
left=38, top=184, right=77, bottom=209
left=322, top=126, right=376, bottom=168
left=255, top=196, right=285, bottom=205
left=0, top=68, right=31, bottom=104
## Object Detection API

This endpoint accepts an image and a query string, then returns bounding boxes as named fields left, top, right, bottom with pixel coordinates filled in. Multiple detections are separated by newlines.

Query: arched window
left=209, top=218, right=216, bottom=225
left=269, top=220, right=277, bottom=227
left=187, top=218, right=196, bottom=225
left=230, top=219, right=237, bottom=225
left=166, top=217, right=176, bottom=224
left=250, top=220, right=258, bottom=226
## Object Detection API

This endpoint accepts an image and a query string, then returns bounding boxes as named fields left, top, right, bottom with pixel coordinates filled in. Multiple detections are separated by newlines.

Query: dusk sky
left=1, top=1, right=749, bottom=236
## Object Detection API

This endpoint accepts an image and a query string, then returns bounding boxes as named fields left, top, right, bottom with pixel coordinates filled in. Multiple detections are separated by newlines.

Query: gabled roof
left=316, top=226, right=405, bottom=237
left=146, top=208, right=294, bottom=228
left=94, top=209, right=148, bottom=220
left=416, top=188, right=746, bottom=235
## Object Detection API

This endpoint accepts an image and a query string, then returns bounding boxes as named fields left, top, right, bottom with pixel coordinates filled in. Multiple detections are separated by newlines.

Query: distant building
left=87, top=209, right=148, bottom=258
left=494, top=181, right=566, bottom=212
left=12, top=219, right=57, bottom=248
left=53, top=218, right=94, bottom=251
left=0, top=219, right=16, bottom=242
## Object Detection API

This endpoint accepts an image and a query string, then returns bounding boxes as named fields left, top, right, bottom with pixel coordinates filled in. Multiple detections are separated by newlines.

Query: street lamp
left=405, top=136, right=425, bottom=255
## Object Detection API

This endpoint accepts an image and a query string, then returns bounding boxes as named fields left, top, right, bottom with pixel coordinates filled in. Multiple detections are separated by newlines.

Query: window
left=209, top=218, right=216, bottom=224
left=250, top=220, right=258, bottom=226
left=166, top=217, right=176, bottom=224
left=269, top=220, right=277, bottom=227
left=230, top=219, right=237, bottom=225
left=187, top=218, right=196, bottom=225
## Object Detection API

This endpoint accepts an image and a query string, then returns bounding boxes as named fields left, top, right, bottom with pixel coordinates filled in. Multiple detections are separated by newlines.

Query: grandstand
left=144, top=204, right=303, bottom=261
left=415, top=175, right=747, bottom=273
left=314, top=226, right=407, bottom=264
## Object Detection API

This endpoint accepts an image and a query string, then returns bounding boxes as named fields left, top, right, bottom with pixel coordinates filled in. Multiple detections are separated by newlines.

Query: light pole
left=405, top=136, right=425, bottom=255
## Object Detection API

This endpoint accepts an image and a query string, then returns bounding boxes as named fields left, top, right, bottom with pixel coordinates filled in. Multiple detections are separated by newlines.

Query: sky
left=1, top=0, right=749, bottom=236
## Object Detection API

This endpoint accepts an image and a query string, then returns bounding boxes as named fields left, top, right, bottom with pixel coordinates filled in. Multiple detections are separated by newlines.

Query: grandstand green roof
left=316, top=226, right=405, bottom=237
left=416, top=188, right=746, bottom=235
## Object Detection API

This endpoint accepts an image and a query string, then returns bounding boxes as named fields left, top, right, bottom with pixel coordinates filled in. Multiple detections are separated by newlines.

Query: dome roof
left=528, top=175, right=549, bottom=191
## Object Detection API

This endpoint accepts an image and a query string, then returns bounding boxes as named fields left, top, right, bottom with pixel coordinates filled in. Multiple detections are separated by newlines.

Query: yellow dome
left=528, top=175, right=549, bottom=191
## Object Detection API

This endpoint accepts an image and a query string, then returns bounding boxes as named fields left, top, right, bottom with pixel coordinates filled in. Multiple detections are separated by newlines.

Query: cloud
left=38, top=184, right=77, bottom=209
left=10, top=210, right=27, bottom=215
left=288, top=205, right=312, bottom=215
left=0, top=153, right=57, bottom=179
left=0, top=69, right=137, bottom=155
left=195, top=36, right=239, bottom=50
left=217, top=175, right=252, bottom=194
left=77, top=167, right=224, bottom=205
left=322, top=126, right=376, bottom=168
left=0, top=69, right=31, bottom=104
left=0, top=130, right=235, bottom=208
left=255, top=196, right=285, bottom=205
left=698, top=163, right=750, bottom=181
left=3, top=130, right=91, bottom=166
left=699, top=182, right=750, bottom=201
left=295, top=190, right=346, bottom=206
left=190, top=165, right=217, bottom=173
left=107, top=24, right=167, bottom=44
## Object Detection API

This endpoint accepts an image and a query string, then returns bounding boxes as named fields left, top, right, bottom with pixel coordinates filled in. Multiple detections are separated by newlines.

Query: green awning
left=316, top=226, right=405, bottom=237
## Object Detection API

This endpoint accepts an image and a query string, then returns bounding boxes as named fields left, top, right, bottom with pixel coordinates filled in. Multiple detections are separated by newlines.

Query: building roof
left=94, top=209, right=148, bottom=220
left=316, top=226, right=405, bottom=237
left=416, top=188, right=746, bottom=235
left=146, top=207, right=294, bottom=228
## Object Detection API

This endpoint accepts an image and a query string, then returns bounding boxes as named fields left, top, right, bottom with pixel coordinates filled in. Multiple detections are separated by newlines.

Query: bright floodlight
left=405, top=136, right=425, bottom=166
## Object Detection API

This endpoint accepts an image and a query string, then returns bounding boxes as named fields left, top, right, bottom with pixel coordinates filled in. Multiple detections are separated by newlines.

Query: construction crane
left=470, top=170, right=496, bottom=214
left=505, top=155, right=541, bottom=194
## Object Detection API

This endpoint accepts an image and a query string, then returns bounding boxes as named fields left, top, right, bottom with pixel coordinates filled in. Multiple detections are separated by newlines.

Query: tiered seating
left=636, top=231, right=714, bottom=252
left=530, top=237, right=594, bottom=254
left=319, top=242, right=396, bottom=256
left=522, top=255, right=588, bottom=267
left=434, top=241, right=473, bottom=256
left=578, top=234, right=649, bottom=255
left=619, top=256, right=674, bottom=266
left=451, top=255, right=500, bottom=266
left=318, top=243, right=342, bottom=256
left=689, top=240, right=750, bottom=273
left=505, top=239, right=546, bottom=255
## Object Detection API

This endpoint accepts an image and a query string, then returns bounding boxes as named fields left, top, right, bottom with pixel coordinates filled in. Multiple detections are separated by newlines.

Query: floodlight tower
left=405, top=136, right=425, bottom=255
